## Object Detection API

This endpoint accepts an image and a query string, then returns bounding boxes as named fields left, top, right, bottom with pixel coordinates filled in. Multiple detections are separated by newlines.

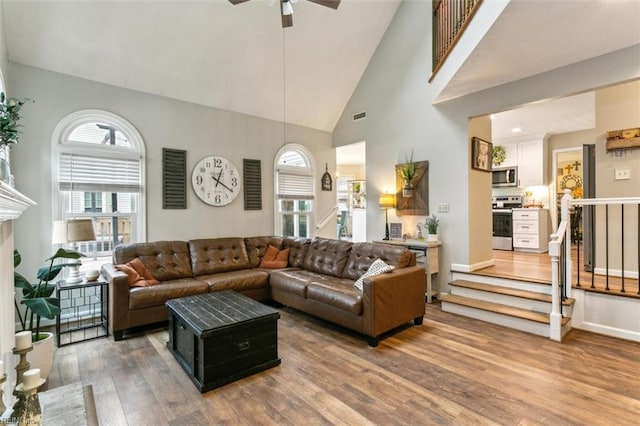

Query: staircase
left=440, top=272, right=574, bottom=338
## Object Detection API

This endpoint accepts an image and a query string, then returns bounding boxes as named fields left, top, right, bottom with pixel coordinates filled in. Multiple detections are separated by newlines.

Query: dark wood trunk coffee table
left=166, top=291, right=281, bottom=392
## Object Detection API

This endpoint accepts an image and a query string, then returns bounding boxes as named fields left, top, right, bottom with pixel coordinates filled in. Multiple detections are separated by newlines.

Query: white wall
left=332, top=0, right=640, bottom=291
left=9, top=63, right=335, bottom=278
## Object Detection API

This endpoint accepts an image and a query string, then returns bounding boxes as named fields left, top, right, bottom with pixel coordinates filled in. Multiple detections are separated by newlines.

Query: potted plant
left=0, top=92, right=32, bottom=185
left=425, top=214, right=439, bottom=241
left=397, top=151, right=416, bottom=197
left=14, top=247, right=84, bottom=378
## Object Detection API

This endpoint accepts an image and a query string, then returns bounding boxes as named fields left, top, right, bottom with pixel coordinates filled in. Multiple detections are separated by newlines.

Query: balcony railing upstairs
left=431, top=0, right=483, bottom=79
left=549, top=190, right=640, bottom=342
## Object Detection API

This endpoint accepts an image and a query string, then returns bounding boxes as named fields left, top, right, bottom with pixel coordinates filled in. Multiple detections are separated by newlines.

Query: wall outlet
left=438, top=203, right=449, bottom=213
left=615, top=168, right=631, bottom=180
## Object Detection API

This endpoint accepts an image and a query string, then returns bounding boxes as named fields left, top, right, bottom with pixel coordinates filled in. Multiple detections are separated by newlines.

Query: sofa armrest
left=361, top=265, right=426, bottom=337
left=101, top=263, right=130, bottom=334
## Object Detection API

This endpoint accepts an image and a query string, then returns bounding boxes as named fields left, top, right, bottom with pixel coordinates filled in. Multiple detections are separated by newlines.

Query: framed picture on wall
left=389, top=222, right=403, bottom=240
left=471, top=137, right=492, bottom=172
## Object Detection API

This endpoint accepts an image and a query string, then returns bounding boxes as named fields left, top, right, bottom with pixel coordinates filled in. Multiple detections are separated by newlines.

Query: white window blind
left=277, top=171, right=314, bottom=200
left=59, top=153, right=141, bottom=193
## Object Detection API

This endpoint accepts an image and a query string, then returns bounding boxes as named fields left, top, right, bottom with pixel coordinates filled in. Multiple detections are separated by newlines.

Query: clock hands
left=212, top=170, right=234, bottom=193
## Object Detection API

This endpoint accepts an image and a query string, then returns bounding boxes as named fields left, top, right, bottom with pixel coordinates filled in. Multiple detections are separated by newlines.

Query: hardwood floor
left=47, top=304, right=640, bottom=425
left=478, top=248, right=640, bottom=298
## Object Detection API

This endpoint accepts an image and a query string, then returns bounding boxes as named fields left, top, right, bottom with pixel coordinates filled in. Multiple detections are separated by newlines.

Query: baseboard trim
left=593, top=267, right=639, bottom=279
left=451, top=259, right=495, bottom=273
left=575, top=322, right=640, bottom=343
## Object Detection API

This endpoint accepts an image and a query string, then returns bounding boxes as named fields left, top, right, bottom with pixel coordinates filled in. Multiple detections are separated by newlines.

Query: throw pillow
left=115, top=258, right=159, bottom=288
left=260, top=245, right=290, bottom=269
left=354, top=258, right=395, bottom=292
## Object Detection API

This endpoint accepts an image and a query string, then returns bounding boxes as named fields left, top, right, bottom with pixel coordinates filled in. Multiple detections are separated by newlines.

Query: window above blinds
left=67, top=122, right=132, bottom=148
left=59, top=153, right=141, bottom=193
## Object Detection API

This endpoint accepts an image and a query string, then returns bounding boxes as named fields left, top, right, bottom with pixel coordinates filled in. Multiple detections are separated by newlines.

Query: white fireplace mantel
left=1, top=181, right=35, bottom=410
left=0, top=181, right=37, bottom=222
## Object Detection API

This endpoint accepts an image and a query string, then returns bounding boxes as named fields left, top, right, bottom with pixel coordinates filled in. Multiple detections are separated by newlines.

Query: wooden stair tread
left=450, top=279, right=575, bottom=306
left=440, top=293, right=571, bottom=326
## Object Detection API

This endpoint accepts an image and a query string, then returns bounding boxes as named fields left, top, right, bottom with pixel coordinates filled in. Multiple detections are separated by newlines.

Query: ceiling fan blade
left=281, top=12, right=293, bottom=27
left=307, top=0, right=340, bottom=10
left=281, top=0, right=293, bottom=28
left=228, top=0, right=251, bottom=5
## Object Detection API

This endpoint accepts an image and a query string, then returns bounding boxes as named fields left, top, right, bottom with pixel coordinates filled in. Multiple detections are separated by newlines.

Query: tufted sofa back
left=189, top=237, right=250, bottom=276
left=114, top=241, right=193, bottom=281
left=244, top=236, right=284, bottom=268
left=341, top=242, right=415, bottom=280
left=283, top=236, right=311, bottom=268
left=302, top=237, right=352, bottom=278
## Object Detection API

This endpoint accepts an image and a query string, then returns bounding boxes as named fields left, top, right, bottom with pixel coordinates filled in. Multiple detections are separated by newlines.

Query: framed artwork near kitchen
left=472, top=137, right=492, bottom=172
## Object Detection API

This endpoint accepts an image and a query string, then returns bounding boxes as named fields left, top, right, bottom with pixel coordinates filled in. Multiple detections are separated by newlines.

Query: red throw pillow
left=115, top=258, right=159, bottom=287
left=259, top=245, right=289, bottom=269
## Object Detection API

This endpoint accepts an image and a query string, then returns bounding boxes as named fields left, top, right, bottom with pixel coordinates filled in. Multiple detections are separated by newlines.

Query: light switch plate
left=614, top=168, right=631, bottom=180
left=438, top=203, right=449, bottom=213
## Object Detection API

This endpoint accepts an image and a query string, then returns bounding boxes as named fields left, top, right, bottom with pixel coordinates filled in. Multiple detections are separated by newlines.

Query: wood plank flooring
left=479, top=248, right=640, bottom=298
left=46, top=303, right=640, bottom=425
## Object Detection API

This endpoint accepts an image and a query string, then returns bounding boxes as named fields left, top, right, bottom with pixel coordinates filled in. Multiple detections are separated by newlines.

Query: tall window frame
left=274, top=143, right=315, bottom=238
left=52, top=110, right=146, bottom=261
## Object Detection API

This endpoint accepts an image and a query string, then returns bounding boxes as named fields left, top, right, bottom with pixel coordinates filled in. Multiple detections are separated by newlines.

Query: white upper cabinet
left=517, top=140, right=544, bottom=187
left=499, top=143, right=518, bottom=167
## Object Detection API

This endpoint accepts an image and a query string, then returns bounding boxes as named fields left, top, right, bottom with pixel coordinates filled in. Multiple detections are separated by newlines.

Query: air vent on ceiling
left=352, top=111, right=367, bottom=122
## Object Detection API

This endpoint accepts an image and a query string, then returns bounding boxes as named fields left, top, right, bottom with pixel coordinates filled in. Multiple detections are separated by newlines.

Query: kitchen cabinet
left=516, top=140, right=544, bottom=187
left=499, top=143, right=518, bottom=168
left=512, top=208, right=549, bottom=253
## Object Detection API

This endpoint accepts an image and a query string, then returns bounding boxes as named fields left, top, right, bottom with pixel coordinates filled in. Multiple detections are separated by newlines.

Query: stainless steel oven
left=491, top=195, right=522, bottom=251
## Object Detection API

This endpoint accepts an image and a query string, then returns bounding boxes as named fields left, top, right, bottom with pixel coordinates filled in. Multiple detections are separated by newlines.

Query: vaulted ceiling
left=3, top=0, right=639, bottom=137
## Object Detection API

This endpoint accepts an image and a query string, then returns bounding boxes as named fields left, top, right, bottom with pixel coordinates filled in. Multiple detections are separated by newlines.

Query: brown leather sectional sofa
left=101, top=236, right=426, bottom=346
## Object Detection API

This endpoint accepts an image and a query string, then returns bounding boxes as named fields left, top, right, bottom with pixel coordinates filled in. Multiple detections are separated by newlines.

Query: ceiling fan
left=228, top=0, right=341, bottom=28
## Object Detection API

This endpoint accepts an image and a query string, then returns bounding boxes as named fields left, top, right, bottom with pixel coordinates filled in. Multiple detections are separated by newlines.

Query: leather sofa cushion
left=307, top=279, right=363, bottom=315
left=129, top=278, right=209, bottom=310
left=245, top=236, right=284, bottom=268
left=197, top=269, right=269, bottom=292
left=189, top=238, right=250, bottom=275
left=269, top=269, right=328, bottom=297
left=302, top=238, right=352, bottom=278
left=283, top=237, right=311, bottom=268
left=114, top=241, right=193, bottom=281
left=342, top=242, right=413, bottom=280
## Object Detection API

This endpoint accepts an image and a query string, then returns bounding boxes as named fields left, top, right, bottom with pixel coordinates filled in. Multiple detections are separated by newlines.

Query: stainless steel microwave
left=492, top=167, right=518, bottom=187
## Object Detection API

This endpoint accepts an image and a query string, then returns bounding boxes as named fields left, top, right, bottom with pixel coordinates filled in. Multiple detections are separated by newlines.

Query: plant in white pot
left=14, top=248, right=84, bottom=378
left=425, top=214, right=440, bottom=242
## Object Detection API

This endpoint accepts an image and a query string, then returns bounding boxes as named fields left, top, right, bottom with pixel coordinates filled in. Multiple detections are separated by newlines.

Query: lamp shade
left=379, top=193, right=395, bottom=209
left=52, top=219, right=96, bottom=244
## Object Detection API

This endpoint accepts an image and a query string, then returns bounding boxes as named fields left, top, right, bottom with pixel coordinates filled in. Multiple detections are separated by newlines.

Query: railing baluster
left=621, top=204, right=625, bottom=293
left=591, top=204, right=596, bottom=289
left=606, top=204, right=610, bottom=291
left=638, top=203, right=640, bottom=295
left=576, top=225, right=581, bottom=288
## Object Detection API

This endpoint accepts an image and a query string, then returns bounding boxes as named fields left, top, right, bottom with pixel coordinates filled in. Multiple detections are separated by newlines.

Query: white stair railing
left=316, top=205, right=338, bottom=231
left=548, top=190, right=572, bottom=342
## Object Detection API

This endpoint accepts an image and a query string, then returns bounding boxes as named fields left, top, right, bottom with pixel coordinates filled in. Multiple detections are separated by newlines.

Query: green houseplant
left=425, top=214, right=439, bottom=241
left=397, top=151, right=416, bottom=197
left=0, top=92, right=33, bottom=184
left=492, top=145, right=506, bottom=166
left=14, top=248, right=84, bottom=341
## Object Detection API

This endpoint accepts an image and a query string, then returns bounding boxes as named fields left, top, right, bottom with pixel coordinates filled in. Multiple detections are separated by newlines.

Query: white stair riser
left=450, top=286, right=551, bottom=313
left=451, top=272, right=551, bottom=294
left=441, top=301, right=550, bottom=337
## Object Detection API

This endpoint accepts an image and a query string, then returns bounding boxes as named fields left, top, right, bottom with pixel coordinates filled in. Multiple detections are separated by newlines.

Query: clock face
left=191, top=156, right=241, bottom=206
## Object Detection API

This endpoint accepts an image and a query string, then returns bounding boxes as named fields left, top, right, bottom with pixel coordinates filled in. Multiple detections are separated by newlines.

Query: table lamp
left=379, top=192, right=396, bottom=240
left=52, top=219, right=96, bottom=284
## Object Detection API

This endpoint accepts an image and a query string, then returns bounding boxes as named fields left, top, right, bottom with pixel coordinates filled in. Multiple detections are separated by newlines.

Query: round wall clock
left=191, top=156, right=241, bottom=206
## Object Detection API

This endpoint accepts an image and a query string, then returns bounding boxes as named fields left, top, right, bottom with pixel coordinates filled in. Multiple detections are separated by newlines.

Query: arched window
left=52, top=110, right=146, bottom=264
left=274, top=144, right=315, bottom=237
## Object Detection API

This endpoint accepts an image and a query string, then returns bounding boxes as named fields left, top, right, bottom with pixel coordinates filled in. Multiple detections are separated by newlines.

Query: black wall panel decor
left=243, top=159, right=262, bottom=210
left=163, top=148, right=187, bottom=209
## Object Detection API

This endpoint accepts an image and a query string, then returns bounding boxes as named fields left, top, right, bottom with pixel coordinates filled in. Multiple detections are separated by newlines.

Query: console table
left=373, top=239, right=441, bottom=303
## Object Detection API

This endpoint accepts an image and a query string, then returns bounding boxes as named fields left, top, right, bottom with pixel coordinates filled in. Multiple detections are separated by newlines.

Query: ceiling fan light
left=282, top=0, right=294, bottom=15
